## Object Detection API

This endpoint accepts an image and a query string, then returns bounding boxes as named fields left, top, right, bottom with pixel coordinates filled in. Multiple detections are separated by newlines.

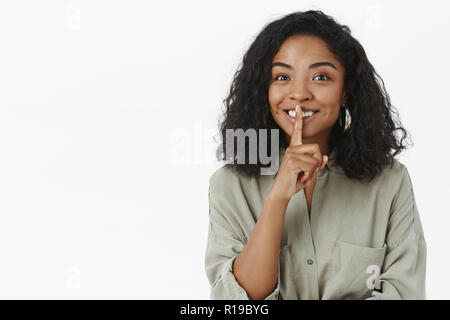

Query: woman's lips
left=284, top=110, right=320, bottom=124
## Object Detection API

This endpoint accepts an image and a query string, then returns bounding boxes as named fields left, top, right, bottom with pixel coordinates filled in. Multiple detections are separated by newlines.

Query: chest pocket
left=330, top=240, right=387, bottom=299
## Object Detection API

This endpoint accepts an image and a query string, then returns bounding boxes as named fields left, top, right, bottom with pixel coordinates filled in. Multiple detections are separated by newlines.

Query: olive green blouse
left=204, top=149, right=427, bottom=300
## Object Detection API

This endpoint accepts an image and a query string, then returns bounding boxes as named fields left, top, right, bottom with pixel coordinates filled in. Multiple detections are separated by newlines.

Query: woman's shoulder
left=381, top=158, right=411, bottom=182
left=382, top=157, right=408, bottom=176
left=209, top=164, right=253, bottom=191
left=209, top=164, right=236, bottom=184
left=208, top=164, right=267, bottom=202
left=209, top=164, right=236, bottom=189
left=371, top=158, right=415, bottom=195
left=340, top=158, right=413, bottom=195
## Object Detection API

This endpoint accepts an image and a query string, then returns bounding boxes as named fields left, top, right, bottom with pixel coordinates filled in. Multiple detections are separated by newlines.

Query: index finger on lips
left=289, top=105, right=303, bottom=146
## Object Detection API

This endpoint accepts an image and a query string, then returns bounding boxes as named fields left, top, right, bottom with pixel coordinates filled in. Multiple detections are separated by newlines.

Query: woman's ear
left=342, top=93, right=347, bottom=105
left=343, top=82, right=352, bottom=104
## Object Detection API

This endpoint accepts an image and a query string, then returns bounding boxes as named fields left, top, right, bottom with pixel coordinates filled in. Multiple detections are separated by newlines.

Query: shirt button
left=307, top=259, right=314, bottom=265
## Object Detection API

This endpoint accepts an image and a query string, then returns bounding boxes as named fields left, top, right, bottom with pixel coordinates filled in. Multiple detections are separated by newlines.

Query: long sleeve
left=204, top=170, right=280, bottom=300
left=365, top=165, right=427, bottom=300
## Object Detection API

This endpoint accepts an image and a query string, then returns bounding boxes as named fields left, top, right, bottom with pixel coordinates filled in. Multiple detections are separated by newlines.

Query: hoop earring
left=340, top=104, right=352, bottom=132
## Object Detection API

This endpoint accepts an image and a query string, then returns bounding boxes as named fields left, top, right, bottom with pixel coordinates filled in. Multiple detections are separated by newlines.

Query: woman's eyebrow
left=271, top=61, right=337, bottom=70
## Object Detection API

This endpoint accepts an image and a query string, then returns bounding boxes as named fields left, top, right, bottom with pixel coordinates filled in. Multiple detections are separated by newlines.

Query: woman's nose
left=288, top=79, right=313, bottom=101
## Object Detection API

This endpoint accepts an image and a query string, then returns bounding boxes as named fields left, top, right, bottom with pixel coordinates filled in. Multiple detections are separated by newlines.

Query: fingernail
left=295, top=105, right=299, bottom=112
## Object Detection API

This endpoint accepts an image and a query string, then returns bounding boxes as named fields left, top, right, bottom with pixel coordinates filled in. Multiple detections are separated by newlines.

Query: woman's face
left=268, top=35, right=346, bottom=149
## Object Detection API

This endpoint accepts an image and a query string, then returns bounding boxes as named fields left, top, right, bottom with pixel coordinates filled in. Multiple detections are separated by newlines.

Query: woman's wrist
left=265, top=189, right=290, bottom=208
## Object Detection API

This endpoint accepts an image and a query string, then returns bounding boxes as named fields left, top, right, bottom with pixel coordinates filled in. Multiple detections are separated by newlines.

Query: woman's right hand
left=268, top=105, right=328, bottom=203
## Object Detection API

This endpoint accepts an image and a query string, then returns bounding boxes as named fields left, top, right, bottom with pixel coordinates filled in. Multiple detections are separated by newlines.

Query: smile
left=284, top=109, right=320, bottom=123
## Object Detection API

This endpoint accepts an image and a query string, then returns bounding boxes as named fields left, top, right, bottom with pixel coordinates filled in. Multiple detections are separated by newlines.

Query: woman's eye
left=274, top=74, right=330, bottom=81
left=274, top=75, right=289, bottom=81
left=313, top=74, right=330, bottom=81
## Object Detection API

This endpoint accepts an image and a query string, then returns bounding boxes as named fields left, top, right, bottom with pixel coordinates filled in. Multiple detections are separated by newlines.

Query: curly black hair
left=216, top=10, right=412, bottom=183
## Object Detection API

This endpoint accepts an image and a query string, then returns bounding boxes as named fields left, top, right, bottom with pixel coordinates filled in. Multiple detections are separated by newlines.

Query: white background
left=0, top=0, right=449, bottom=299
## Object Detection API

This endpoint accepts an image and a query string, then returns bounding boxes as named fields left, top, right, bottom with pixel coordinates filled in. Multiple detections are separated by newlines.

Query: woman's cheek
left=268, top=84, right=283, bottom=100
left=269, top=94, right=285, bottom=115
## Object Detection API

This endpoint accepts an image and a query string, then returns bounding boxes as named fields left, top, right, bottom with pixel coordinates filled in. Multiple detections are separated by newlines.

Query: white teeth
left=287, top=110, right=316, bottom=118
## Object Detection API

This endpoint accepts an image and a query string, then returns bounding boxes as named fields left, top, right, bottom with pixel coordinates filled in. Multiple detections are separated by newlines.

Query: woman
left=204, top=10, right=426, bottom=300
